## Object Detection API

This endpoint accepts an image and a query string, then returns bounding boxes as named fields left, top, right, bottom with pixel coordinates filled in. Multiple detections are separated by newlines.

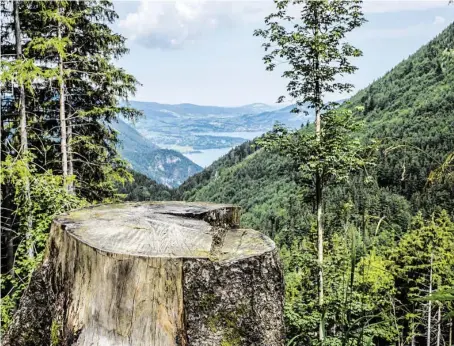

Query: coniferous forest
left=1, top=1, right=454, bottom=345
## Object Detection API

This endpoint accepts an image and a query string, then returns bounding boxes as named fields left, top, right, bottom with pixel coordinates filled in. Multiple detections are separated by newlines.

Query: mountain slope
left=176, top=22, right=454, bottom=224
left=119, top=23, right=454, bottom=345
left=347, top=22, right=454, bottom=206
left=129, top=100, right=313, bottom=133
left=112, top=117, right=159, bottom=152
left=111, top=119, right=202, bottom=187
left=117, top=170, right=173, bottom=201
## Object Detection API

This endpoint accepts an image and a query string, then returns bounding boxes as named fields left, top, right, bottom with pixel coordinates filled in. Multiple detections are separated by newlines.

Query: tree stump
left=3, top=202, right=285, bottom=346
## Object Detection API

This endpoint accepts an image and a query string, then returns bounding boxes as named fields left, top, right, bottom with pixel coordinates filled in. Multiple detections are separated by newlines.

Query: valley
left=112, top=101, right=314, bottom=181
left=2, top=1, right=453, bottom=345
left=123, top=100, right=313, bottom=167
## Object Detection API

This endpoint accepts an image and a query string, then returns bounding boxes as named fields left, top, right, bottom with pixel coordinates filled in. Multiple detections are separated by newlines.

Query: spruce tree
left=14, top=0, right=142, bottom=200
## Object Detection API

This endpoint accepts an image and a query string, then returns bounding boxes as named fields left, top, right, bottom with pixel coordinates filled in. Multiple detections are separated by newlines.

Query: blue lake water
left=192, top=131, right=265, bottom=140
left=183, top=147, right=232, bottom=168
left=183, top=131, right=265, bottom=168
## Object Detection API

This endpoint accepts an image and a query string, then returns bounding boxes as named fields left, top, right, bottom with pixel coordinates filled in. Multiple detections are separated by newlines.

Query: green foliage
left=1, top=0, right=143, bottom=202
left=0, top=58, right=53, bottom=93
left=254, top=0, right=365, bottom=110
left=258, top=107, right=376, bottom=187
left=0, top=0, right=140, bottom=335
left=117, top=170, right=173, bottom=201
left=391, top=211, right=454, bottom=341
left=0, top=156, right=86, bottom=332
left=346, top=23, right=454, bottom=213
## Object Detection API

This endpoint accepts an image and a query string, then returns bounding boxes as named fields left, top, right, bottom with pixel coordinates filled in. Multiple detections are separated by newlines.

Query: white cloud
left=433, top=15, right=446, bottom=25
left=118, top=0, right=450, bottom=49
left=119, top=1, right=271, bottom=49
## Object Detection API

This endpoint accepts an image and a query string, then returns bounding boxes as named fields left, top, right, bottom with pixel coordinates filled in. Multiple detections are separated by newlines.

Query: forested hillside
left=349, top=23, right=454, bottom=212
left=116, top=170, right=173, bottom=201
left=112, top=119, right=202, bottom=187
left=175, top=22, right=454, bottom=345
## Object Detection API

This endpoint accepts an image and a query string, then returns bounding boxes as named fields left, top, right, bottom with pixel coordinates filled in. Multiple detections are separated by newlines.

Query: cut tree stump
left=3, top=202, right=285, bottom=346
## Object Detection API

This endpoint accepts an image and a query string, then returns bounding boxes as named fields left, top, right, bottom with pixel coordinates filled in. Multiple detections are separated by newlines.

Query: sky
left=112, top=0, right=454, bottom=107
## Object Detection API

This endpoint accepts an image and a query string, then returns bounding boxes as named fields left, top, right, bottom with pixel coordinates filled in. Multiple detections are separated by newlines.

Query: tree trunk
left=57, top=13, right=68, bottom=186
left=313, top=3, right=324, bottom=341
left=14, top=0, right=34, bottom=259
left=315, top=99, right=324, bottom=343
left=436, top=304, right=441, bottom=346
left=3, top=202, right=285, bottom=346
left=67, top=118, right=74, bottom=193
left=449, top=317, right=453, bottom=346
left=14, top=1, right=27, bottom=155
left=427, top=253, right=433, bottom=346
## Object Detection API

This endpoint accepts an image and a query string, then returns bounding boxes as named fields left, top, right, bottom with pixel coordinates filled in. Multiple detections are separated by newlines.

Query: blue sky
left=113, top=1, right=454, bottom=106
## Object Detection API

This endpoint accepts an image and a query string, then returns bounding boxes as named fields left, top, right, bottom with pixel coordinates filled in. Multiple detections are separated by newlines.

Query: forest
left=1, top=0, right=454, bottom=345
left=176, top=14, right=454, bottom=346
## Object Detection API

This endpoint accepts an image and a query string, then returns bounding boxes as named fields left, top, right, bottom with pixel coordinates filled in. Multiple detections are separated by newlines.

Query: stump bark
left=3, top=202, right=285, bottom=346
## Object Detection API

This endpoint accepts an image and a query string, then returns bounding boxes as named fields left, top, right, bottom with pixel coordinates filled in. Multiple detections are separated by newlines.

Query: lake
left=192, top=131, right=264, bottom=140
left=183, top=147, right=232, bottom=168
left=182, top=131, right=265, bottom=167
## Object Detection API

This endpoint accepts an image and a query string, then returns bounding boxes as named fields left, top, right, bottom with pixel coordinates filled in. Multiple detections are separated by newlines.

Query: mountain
left=239, top=103, right=284, bottom=113
left=112, top=101, right=313, bottom=185
left=117, top=170, right=173, bottom=201
left=176, top=22, right=454, bottom=221
left=111, top=117, right=159, bottom=152
left=125, top=101, right=314, bottom=150
left=111, top=119, right=202, bottom=187
left=127, top=101, right=281, bottom=118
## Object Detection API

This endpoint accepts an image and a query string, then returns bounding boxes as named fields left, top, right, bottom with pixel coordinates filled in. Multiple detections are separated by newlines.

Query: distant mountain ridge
left=111, top=119, right=202, bottom=187
left=125, top=101, right=314, bottom=152
left=128, top=101, right=282, bottom=117
left=112, top=101, right=310, bottom=186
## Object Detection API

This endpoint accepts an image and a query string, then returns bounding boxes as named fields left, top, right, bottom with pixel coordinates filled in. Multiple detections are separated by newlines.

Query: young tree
left=254, top=0, right=366, bottom=342
left=13, top=0, right=34, bottom=258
